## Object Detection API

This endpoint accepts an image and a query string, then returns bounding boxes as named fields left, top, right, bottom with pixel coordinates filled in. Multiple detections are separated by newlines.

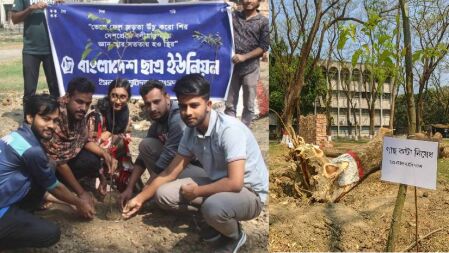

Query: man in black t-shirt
left=11, top=0, right=60, bottom=113
left=224, top=0, right=269, bottom=128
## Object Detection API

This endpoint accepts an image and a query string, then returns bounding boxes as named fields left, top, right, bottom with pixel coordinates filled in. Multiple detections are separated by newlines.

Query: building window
left=352, top=69, right=361, bottom=81
left=329, top=68, right=338, bottom=81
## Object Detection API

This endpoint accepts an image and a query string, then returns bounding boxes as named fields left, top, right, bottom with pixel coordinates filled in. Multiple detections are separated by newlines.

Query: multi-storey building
left=318, top=60, right=392, bottom=137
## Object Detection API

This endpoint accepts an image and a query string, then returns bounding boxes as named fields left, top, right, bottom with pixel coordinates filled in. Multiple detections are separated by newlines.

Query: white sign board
left=381, top=137, right=438, bottom=190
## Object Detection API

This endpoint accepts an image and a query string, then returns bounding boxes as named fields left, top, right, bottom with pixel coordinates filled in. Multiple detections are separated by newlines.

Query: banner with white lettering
left=381, top=137, right=438, bottom=190
left=45, top=2, right=233, bottom=99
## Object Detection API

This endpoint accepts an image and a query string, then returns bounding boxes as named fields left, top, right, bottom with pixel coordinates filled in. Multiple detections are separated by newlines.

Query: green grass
left=332, top=139, right=369, bottom=150
left=0, top=58, right=48, bottom=92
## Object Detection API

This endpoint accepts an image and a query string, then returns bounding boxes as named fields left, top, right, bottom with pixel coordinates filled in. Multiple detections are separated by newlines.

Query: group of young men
left=0, top=0, right=268, bottom=252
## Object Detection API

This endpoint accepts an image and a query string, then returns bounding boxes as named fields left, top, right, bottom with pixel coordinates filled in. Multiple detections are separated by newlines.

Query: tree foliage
left=270, top=0, right=355, bottom=129
left=395, top=86, right=449, bottom=134
left=338, top=3, right=398, bottom=135
left=269, top=42, right=326, bottom=116
left=410, top=0, right=449, bottom=132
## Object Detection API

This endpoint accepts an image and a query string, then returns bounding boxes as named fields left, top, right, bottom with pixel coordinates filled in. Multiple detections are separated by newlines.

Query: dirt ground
left=269, top=143, right=449, bottom=252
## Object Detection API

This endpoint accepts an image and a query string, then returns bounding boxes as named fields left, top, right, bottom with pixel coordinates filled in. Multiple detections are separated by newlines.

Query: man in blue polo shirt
left=0, top=94, right=94, bottom=250
left=123, top=74, right=268, bottom=253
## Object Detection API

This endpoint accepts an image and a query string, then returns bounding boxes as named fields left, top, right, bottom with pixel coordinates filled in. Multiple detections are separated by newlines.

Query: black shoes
left=200, top=224, right=222, bottom=242
left=192, top=215, right=247, bottom=253
left=213, top=225, right=247, bottom=253
left=192, top=214, right=221, bottom=242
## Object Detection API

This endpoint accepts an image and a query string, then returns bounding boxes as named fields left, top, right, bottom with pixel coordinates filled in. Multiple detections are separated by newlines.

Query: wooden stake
left=386, top=183, right=408, bottom=252
left=414, top=187, right=419, bottom=251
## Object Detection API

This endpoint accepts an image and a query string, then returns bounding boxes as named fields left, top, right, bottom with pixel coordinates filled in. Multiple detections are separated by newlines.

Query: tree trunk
left=352, top=104, right=358, bottom=137
left=386, top=184, right=408, bottom=252
left=282, top=91, right=293, bottom=128
left=326, top=89, right=333, bottom=136
left=390, top=8, right=401, bottom=130
left=367, top=72, right=378, bottom=137
left=386, top=0, right=416, bottom=251
left=282, top=77, right=304, bottom=130
left=296, top=97, right=302, bottom=133
left=402, top=0, right=416, bottom=136
left=389, top=80, right=399, bottom=129
left=369, top=108, right=375, bottom=136
left=282, top=1, right=323, bottom=130
left=347, top=99, right=352, bottom=136
left=415, top=77, right=426, bottom=133
left=416, top=93, right=423, bottom=133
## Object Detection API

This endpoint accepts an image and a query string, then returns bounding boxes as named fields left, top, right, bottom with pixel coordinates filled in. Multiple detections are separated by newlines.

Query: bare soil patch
left=269, top=143, right=449, bottom=252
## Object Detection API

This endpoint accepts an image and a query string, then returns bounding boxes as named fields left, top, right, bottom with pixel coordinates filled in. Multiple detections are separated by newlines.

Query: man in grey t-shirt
left=123, top=74, right=268, bottom=253
left=11, top=0, right=60, bottom=113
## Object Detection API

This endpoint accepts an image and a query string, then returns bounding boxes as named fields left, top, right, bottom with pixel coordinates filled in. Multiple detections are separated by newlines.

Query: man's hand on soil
left=119, top=188, right=133, bottom=209
left=77, top=192, right=95, bottom=219
left=122, top=197, right=143, bottom=219
left=80, top=191, right=96, bottom=208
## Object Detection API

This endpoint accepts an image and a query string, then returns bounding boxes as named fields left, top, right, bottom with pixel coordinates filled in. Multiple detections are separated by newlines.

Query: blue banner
left=45, top=2, right=233, bottom=99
